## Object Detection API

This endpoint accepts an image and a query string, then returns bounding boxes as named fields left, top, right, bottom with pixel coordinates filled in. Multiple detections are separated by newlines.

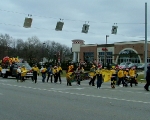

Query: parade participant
left=144, top=66, right=150, bottom=91
left=57, top=63, right=63, bottom=84
left=47, top=65, right=53, bottom=83
left=40, top=65, right=47, bottom=83
left=129, top=67, right=137, bottom=87
left=96, top=66, right=102, bottom=89
left=66, top=64, right=74, bottom=86
left=53, top=66, right=59, bottom=83
left=123, top=68, right=129, bottom=86
left=75, top=65, right=84, bottom=86
left=32, top=64, right=39, bottom=83
left=117, top=67, right=125, bottom=87
left=110, top=66, right=117, bottom=88
left=21, top=65, right=27, bottom=82
left=89, top=64, right=96, bottom=86
left=17, top=66, right=21, bottom=82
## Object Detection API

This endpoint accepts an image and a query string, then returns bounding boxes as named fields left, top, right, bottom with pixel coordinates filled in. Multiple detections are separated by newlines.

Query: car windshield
left=17, top=63, right=32, bottom=70
left=120, top=63, right=125, bottom=65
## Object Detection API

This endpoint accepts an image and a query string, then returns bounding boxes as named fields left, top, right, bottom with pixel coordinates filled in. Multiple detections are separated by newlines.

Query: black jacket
left=146, top=66, right=150, bottom=81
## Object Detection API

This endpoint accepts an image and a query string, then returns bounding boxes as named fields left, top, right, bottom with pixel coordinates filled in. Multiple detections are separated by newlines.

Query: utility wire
left=0, top=9, right=145, bottom=24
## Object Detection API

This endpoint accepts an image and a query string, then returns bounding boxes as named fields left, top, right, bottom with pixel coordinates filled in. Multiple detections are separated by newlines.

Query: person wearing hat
left=144, top=66, right=150, bottom=91
left=66, top=64, right=74, bottom=86
left=89, top=64, right=96, bottom=86
left=110, top=66, right=117, bottom=88
left=32, top=64, right=39, bottom=83
left=47, top=65, right=53, bottom=83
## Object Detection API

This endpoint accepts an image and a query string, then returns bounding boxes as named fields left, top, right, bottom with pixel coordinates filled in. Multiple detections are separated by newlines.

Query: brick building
left=72, top=39, right=150, bottom=64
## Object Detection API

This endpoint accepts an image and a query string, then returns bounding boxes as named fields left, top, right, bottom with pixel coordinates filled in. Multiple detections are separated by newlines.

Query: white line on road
left=0, top=83, right=150, bottom=104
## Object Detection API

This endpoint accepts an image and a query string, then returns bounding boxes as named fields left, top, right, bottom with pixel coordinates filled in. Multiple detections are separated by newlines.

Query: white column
left=77, top=52, right=80, bottom=62
left=73, top=52, right=76, bottom=62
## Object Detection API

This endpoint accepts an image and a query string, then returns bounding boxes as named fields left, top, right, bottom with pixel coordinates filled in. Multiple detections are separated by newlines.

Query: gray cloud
left=0, top=0, right=149, bottom=47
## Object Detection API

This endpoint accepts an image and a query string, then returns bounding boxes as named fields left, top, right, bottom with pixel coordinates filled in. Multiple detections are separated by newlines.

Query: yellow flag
left=102, top=70, right=112, bottom=82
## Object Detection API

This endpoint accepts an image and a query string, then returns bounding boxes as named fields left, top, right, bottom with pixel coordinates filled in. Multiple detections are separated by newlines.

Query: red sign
left=102, top=48, right=108, bottom=51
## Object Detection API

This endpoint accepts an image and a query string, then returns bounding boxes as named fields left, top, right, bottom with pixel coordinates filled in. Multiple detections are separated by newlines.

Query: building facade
left=72, top=39, right=150, bottom=64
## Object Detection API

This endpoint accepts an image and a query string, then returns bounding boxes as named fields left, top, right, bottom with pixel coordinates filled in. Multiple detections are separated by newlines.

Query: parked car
left=137, top=63, right=150, bottom=70
left=127, top=63, right=138, bottom=69
left=1, top=62, right=33, bottom=79
left=119, top=62, right=131, bottom=69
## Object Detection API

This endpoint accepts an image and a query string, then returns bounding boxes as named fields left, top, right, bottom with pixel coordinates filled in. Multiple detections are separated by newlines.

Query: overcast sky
left=0, top=0, right=149, bottom=47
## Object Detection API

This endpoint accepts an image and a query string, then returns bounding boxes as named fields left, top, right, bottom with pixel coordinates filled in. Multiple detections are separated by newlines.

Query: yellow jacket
left=129, top=69, right=135, bottom=77
left=118, top=70, right=124, bottom=78
left=96, top=69, right=102, bottom=74
left=32, top=67, right=39, bottom=73
left=53, top=68, right=58, bottom=74
left=124, top=71, right=129, bottom=77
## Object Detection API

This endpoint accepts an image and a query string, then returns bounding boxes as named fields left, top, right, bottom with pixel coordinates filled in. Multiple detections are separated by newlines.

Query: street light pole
left=104, top=35, right=109, bottom=66
left=42, top=43, right=45, bottom=65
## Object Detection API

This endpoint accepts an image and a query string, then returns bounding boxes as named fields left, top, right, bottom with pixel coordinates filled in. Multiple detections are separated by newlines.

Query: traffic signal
left=82, top=22, right=89, bottom=33
left=55, top=19, right=64, bottom=31
left=23, top=14, right=32, bottom=28
left=111, top=23, right=118, bottom=34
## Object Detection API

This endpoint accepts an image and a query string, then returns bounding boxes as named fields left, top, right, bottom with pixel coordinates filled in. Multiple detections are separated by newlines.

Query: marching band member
left=110, top=66, right=117, bottom=88
left=66, top=64, right=74, bottom=86
left=47, top=65, right=53, bottom=83
left=32, top=64, right=39, bottom=83
left=21, top=65, right=27, bottom=82
left=123, top=68, right=129, bottom=86
left=117, top=67, right=125, bottom=87
left=53, top=66, right=59, bottom=83
left=57, top=64, right=63, bottom=84
left=40, top=65, right=47, bottom=83
left=129, top=67, right=137, bottom=87
left=144, top=66, right=150, bottom=91
left=89, top=64, right=96, bottom=86
left=75, top=65, right=84, bottom=86
left=96, top=65, right=102, bottom=89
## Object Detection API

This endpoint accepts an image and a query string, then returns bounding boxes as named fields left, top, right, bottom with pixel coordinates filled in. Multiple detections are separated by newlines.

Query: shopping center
left=72, top=39, right=150, bottom=64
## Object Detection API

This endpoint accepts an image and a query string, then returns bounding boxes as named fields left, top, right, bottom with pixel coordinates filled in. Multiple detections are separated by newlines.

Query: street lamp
left=104, top=35, right=109, bottom=66
left=42, top=43, right=45, bottom=65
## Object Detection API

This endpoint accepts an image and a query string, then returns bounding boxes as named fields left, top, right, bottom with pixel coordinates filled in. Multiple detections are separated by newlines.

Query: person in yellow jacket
left=89, top=64, right=96, bottom=86
left=40, top=65, right=47, bottom=83
left=32, top=64, right=39, bottom=83
left=129, top=67, right=137, bottom=87
left=21, top=65, right=27, bottom=82
left=57, top=64, right=63, bottom=84
left=96, top=66, right=102, bottom=89
left=110, top=66, right=117, bottom=88
left=117, top=67, right=125, bottom=87
left=66, top=64, right=74, bottom=86
left=53, top=66, right=59, bottom=83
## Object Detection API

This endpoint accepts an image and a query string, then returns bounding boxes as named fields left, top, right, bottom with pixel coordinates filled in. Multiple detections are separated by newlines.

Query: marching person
left=47, top=65, right=53, bottom=83
left=75, top=65, right=84, bottom=86
left=89, top=64, right=96, bottom=86
left=129, top=67, right=137, bottom=87
left=0, top=65, right=2, bottom=77
left=17, top=66, right=21, bottom=82
left=57, top=64, right=63, bottom=84
left=40, top=65, right=47, bottom=83
left=144, top=66, right=150, bottom=91
left=110, top=66, right=117, bottom=88
left=21, top=65, right=27, bottom=82
left=32, top=64, right=39, bottom=83
left=66, top=64, right=74, bottom=86
left=117, top=67, right=125, bottom=87
left=96, top=66, right=102, bottom=89
left=53, top=66, right=59, bottom=83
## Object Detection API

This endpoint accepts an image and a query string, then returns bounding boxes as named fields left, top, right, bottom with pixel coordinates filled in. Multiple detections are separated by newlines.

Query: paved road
left=0, top=76, right=150, bottom=120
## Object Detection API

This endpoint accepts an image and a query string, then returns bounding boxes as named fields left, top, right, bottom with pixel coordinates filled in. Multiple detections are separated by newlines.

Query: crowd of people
left=3, top=62, right=150, bottom=92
